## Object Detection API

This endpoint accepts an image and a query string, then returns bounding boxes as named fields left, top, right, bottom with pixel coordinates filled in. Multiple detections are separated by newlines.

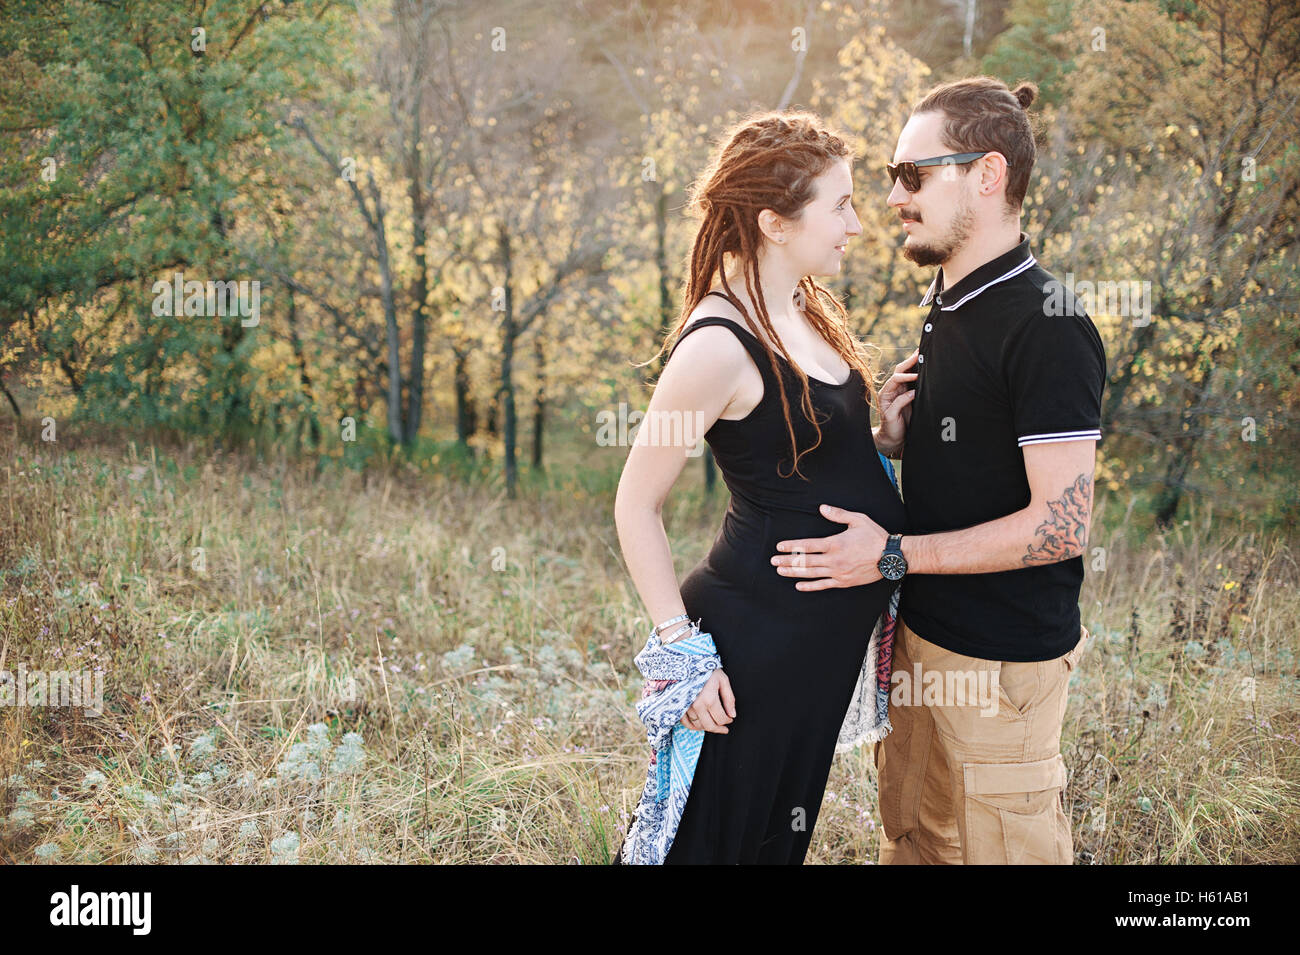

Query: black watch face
left=879, top=553, right=907, bottom=581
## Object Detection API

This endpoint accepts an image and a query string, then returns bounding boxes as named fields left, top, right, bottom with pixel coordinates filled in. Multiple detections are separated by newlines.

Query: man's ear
left=978, top=153, right=1010, bottom=197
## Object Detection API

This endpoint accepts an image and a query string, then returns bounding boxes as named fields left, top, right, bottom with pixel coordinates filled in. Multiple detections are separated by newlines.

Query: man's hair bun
left=1012, top=82, right=1038, bottom=110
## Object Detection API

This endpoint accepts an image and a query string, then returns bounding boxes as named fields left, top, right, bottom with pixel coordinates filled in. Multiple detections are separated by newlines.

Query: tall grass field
left=1, top=424, right=1296, bottom=864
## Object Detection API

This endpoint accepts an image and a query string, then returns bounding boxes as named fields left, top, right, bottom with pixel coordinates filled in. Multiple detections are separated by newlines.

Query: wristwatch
left=877, top=534, right=908, bottom=582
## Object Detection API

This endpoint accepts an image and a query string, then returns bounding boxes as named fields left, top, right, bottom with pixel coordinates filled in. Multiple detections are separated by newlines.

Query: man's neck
left=939, top=222, right=1023, bottom=291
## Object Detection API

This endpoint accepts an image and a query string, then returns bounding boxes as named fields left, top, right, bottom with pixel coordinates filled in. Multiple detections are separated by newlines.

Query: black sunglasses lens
left=887, top=164, right=917, bottom=191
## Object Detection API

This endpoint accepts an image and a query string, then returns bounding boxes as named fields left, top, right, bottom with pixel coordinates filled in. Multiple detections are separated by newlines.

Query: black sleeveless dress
left=640, top=290, right=908, bottom=864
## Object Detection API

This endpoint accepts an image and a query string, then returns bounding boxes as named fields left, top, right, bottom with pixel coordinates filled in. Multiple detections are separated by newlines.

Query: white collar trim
left=920, top=255, right=1037, bottom=311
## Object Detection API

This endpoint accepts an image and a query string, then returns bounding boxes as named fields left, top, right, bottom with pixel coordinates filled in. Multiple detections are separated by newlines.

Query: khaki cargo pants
left=872, top=618, right=1088, bottom=865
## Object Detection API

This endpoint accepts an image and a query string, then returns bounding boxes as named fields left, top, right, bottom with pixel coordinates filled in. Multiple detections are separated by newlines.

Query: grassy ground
left=1, top=422, right=1297, bottom=863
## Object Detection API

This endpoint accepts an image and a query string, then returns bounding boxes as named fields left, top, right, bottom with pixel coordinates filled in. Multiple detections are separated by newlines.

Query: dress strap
left=667, top=292, right=780, bottom=381
left=666, top=316, right=778, bottom=385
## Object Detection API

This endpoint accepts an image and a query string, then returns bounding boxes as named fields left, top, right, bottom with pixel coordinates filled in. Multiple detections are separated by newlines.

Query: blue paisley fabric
left=620, top=626, right=721, bottom=865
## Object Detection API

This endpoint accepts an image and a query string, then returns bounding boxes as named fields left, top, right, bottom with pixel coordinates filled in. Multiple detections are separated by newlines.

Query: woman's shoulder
left=683, top=289, right=747, bottom=329
left=672, top=295, right=753, bottom=359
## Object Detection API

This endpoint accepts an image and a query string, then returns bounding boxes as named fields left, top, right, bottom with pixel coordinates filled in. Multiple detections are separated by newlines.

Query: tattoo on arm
left=1023, top=473, right=1092, bottom=566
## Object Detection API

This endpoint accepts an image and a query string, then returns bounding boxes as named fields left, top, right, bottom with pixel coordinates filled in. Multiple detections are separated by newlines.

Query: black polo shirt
left=899, top=233, right=1107, bottom=662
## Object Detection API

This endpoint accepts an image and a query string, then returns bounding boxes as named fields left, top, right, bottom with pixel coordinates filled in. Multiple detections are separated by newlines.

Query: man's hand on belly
left=768, top=503, right=887, bottom=591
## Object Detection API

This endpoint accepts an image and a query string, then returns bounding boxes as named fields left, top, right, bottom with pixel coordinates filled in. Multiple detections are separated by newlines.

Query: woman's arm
left=614, top=325, right=750, bottom=733
left=613, top=326, right=748, bottom=637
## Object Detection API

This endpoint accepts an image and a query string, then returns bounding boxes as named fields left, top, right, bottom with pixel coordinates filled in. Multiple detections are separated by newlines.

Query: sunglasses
left=885, top=151, right=1007, bottom=193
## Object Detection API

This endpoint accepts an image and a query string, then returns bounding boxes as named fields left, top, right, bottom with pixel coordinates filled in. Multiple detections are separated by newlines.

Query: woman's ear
left=757, top=208, right=787, bottom=245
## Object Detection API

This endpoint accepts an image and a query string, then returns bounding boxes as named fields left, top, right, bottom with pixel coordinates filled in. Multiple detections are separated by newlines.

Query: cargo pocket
left=961, top=754, right=1070, bottom=865
left=874, top=714, right=917, bottom=841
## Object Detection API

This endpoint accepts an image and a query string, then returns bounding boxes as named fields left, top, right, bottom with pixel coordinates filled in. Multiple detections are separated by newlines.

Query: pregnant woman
left=613, top=111, right=916, bottom=864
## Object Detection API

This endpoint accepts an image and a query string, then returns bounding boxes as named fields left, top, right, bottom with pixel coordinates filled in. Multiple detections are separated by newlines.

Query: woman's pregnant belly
left=678, top=500, right=900, bottom=713
left=693, top=498, right=901, bottom=620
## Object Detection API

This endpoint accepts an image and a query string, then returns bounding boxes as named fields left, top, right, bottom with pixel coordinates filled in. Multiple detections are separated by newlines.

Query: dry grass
left=1, top=423, right=1296, bottom=864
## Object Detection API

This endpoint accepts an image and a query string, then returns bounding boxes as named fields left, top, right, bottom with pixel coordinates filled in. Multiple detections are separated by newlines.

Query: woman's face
left=781, top=158, right=862, bottom=276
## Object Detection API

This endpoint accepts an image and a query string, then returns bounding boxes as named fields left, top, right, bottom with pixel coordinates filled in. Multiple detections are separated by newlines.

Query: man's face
left=887, top=111, right=977, bottom=268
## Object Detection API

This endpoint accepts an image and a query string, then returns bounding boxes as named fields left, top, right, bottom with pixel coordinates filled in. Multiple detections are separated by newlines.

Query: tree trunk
left=655, top=186, right=673, bottom=362
left=405, top=94, right=428, bottom=446
left=370, top=171, right=404, bottom=445
left=532, top=331, right=545, bottom=471
left=454, top=346, right=476, bottom=447
left=285, top=287, right=322, bottom=449
left=0, top=375, right=20, bottom=418
left=1153, top=344, right=1221, bottom=528
left=499, top=222, right=518, bottom=498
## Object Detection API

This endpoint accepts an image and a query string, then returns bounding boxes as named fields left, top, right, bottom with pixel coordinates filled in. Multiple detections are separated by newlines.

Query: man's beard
left=902, top=193, right=976, bottom=268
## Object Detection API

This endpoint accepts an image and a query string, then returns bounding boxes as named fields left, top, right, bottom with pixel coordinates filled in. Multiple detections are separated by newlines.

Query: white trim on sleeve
left=1017, top=429, right=1101, bottom=447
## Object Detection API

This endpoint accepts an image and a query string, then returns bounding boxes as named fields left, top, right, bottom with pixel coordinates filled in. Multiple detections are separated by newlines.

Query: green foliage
left=981, top=0, right=1077, bottom=104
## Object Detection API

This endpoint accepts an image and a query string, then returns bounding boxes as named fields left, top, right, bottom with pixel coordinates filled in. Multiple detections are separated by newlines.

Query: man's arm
left=901, top=440, right=1096, bottom=574
left=770, top=439, right=1096, bottom=590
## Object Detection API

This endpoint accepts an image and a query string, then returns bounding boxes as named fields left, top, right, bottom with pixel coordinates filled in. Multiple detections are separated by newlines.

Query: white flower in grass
left=237, top=820, right=260, bottom=841
left=7, top=807, right=35, bottom=828
left=270, top=832, right=300, bottom=864
left=277, top=757, right=322, bottom=781
left=82, top=770, right=108, bottom=789
left=34, top=843, right=62, bottom=862
left=329, top=733, right=366, bottom=774
left=441, top=643, right=476, bottom=673
left=189, top=729, right=220, bottom=760
left=121, top=784, right=162, bottom=807
left=304, top=722, right=332, bottom=757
